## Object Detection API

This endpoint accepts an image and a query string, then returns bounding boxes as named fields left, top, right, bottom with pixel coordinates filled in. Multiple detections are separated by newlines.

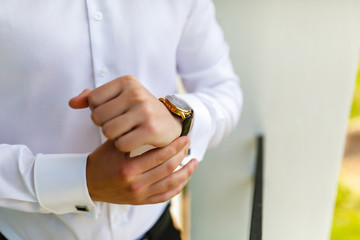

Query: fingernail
left=192, top=158, right=199, bottom=167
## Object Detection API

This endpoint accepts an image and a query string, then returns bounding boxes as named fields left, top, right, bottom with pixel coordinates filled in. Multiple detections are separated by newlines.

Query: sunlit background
left=332, top=60, right=360, bottom=240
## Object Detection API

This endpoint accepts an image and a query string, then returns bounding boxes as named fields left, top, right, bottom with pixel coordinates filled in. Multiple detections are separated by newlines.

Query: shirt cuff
left=34, top=153, right=97, bottom=218
left=175, top=93, right=213, bottom=164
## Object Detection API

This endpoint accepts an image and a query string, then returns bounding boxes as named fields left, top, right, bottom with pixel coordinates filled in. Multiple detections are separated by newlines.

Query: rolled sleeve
left=34, top=153, right=97, bottom=218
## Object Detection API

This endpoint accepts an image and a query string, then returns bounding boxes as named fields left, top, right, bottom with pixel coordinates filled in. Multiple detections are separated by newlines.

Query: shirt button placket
left=89, top=6, right=109, bottom=87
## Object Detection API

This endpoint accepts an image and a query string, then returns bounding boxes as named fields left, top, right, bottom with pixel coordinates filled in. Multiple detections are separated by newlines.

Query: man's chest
left=0, top=1, right=189, bottom=72
left=0, top=0, right=190, bottom=95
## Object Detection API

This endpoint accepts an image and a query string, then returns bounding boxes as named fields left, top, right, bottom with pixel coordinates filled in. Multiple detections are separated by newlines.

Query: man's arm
left=0, top=137, right=197, bottom=216
left=70, top=0, right=242, bottom=162
left=174, top=0, right=242, bottom=159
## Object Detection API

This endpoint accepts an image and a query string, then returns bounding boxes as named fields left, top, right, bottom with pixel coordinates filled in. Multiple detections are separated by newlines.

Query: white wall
left=190, top=1, right=360, bottom=239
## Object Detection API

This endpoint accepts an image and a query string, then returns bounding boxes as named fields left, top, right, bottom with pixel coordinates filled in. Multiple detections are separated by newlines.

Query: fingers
left=87, top=75, right=138, bottom=109
left=101, top=111, right=142, bottom=141
left=139, top=141, right=190, bottom=184
left=90, top=95, right=129, bottom=126
left=144, top=180, right=188, bottom=205
left=114, top=127, right=147, bottom=153
left=68, top=88, right=93, bottom=109
left=113, top=104, right=171, bottom=152
left=129, top=136, right=190, bottom=174
left=69, top=76, right=136, bottom=113
left=144, top=158, right=199, bottom=204
left=86, top=136, right=197, bottom=205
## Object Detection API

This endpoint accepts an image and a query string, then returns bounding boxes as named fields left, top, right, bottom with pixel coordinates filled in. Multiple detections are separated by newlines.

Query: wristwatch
left=159, top=95, right=193, bottom=136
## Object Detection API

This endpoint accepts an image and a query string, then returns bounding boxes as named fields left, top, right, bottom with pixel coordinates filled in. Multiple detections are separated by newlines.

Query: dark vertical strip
left=0, top=232, right=7, bottom=240
left=250, top=135, right=264, bottom=240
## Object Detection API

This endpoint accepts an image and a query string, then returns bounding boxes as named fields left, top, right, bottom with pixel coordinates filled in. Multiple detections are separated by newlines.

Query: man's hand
left=86, top=137, right=198, bottom=205
left=69, top=75, right=182, bottom=152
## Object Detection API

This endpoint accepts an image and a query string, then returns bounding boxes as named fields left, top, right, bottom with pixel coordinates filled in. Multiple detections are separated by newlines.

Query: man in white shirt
left=0, top=1, right=242, bottom=240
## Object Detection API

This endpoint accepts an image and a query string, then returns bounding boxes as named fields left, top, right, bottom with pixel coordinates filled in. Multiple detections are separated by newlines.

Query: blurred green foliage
left=331, top=184, right=360, bottom=240
left=349, top=63, right=360, bottom=120
left=331, top=62, right=360, bottom=240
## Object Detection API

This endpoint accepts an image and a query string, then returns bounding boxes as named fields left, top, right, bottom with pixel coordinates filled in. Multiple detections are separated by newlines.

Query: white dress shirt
left=0, top=0, right=242, bottom=239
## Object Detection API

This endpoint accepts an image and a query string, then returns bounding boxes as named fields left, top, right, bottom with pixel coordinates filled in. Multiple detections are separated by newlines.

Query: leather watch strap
left=180, top=116, right=192, bottom=136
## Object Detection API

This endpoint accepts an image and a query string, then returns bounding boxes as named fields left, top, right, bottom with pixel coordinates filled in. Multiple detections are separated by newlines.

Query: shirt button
left=99, top=68, right=108, bottom=77
left=94, top=11, right=103, bottom=21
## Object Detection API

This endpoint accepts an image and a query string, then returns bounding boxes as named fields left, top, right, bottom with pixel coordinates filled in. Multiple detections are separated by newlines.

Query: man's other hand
left=69, top=75, right=182, bottom=152
left=86, top=137, right=198, bottom=205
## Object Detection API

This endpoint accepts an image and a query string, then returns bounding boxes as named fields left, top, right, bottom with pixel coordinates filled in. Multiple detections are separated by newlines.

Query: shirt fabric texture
left=0, top=1, right=242, bottom=239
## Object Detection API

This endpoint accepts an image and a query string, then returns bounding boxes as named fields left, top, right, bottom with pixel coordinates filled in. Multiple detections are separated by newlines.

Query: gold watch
left=159, top=95, right=193, bottom=136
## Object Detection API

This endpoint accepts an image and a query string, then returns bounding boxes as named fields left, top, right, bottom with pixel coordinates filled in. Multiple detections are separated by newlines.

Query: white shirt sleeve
left=0, top=144, right=97, bottom=218
left=176, top=0, right=243, bottom=162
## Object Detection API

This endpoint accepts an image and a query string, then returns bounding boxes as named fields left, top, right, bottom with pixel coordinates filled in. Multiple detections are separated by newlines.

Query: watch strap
left=159, top=97, right=193, bottom=137
left=181, top=115, right=193, bottom=136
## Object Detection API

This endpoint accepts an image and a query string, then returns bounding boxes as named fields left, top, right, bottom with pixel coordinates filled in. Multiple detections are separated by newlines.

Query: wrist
left=171, top=114, right=183, bottom=137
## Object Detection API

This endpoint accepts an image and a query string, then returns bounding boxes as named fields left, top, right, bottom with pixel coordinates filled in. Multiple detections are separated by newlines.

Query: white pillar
left=190, top=1, right=360, bottom=239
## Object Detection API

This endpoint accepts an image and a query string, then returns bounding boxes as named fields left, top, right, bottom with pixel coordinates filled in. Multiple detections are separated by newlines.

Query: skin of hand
left=86, top=137, right=198, bottom=204
left=69, top=75, right=183, bottom=153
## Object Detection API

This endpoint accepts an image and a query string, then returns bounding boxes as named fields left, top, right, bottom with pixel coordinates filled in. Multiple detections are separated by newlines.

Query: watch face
left=167, top=95, right=192, bottom=111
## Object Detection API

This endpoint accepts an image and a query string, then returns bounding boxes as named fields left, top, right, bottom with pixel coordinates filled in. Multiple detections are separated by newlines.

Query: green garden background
left=331, top=61, right=360, bottom=240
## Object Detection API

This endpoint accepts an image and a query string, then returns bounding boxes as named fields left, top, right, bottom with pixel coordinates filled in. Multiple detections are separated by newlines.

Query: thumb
left=69, top=88, right=93, bottom=109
